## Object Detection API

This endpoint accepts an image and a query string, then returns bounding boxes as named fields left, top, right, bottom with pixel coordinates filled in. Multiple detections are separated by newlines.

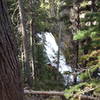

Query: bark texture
left=24, top=90, right=64, bottom=96
left=0, top=0, right=23, bottom=100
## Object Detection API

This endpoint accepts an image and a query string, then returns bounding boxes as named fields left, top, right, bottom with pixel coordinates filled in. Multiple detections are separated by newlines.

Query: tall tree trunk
left=18, top=0, right=34, bottom=87
left=0, top=0, right=23, bottom=100
left=70, top=2, right=80, bottom=69
left=29, top=0, right=37, bottom=81
left=70, top=2, right=80, bottom=84
left=57, top=22, right=62, bottom=71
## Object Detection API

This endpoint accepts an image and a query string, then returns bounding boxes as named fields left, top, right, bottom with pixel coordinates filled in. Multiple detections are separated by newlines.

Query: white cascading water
left=38, top=32, right=72, bottom=74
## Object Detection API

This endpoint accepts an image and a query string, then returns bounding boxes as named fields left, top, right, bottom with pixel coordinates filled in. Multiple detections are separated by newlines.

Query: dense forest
left=0, top=0, right=100, bottom=100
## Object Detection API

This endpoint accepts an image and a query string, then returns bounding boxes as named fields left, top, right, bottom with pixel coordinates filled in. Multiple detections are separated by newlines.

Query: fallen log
left=24, top=90, right=64, bottom=96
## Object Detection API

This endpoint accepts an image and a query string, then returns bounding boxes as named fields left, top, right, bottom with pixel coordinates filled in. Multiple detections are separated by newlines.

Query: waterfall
left=38, top=32, right=72, bottom=74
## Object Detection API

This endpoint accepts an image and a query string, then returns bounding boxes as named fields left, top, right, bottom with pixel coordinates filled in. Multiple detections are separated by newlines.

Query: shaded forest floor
left=24, top=79, right=100, bottom=100
left=64, top=79, right=100, bottom=100
left=24, top=95, right=65, bottom=100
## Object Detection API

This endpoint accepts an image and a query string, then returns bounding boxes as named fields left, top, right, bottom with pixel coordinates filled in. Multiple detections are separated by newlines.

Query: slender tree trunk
left=0, top=0, right=23, bottom=100
left=70, top=3, right=80, bottom=69
left=29, top=0, right=37, bottom=81
left=30, top=18, right=35, bottom=80
left=18, top=0, right=34, bottom=87
left=70, top=2, right=80, bottom=84
left=57, top=22, right=62, bottom=71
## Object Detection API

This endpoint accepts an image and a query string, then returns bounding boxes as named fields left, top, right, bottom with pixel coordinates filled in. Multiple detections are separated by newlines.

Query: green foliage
left=64, top=82, right=88, bottom=100
left=64, top=0, right=100, bottom=99
left=34, top=42, right=48, bottom=80
left=73, top=30, right=87, bottom=40
left=79, top=64, right=100, bottom=80
left=64, top=80, right=100, bottom=100
left=33, top=65, right=65, bottom=91
left=74, top=27, right=100, bottom=40
left=33, top=36, right=64, bottom=90
left=73, top=0, right=100, bottom=78
left=74, top=9, right=100, bottom=40
left=34, top=8, right=51, bottom=32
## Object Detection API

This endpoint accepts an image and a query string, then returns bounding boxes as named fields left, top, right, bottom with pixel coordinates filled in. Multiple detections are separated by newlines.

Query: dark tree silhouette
left=0, top=0, right=23, bottom=100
